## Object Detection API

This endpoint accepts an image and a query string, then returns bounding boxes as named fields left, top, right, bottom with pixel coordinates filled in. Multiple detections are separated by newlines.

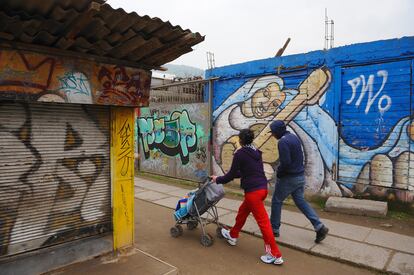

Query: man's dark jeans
left=270, top=175, right=323, bottom=233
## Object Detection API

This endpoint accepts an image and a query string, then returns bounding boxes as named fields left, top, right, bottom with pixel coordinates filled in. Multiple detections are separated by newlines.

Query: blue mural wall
left=207, top=37, right=414, bottom=203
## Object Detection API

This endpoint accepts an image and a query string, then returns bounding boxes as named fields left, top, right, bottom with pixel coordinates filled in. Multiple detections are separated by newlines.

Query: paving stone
left=134, top=187, right=147, bottom=194
left=143, top=182, right=182, bottom=193
left=241, top=217, right=260, bottom=233
left=216, top=198, right=241, bottom=211
left=135, top=178, right=182, bottom=193
left=215, top=212, right=260, bottom=235
left=325, top=197, right=387, bottom=217
left=305, top=219, right=371, bottom=242
left=200, top=207, right=231, bottom=218
left=134, top=178, right=154, bottom=188
left=365, top=229, right=414, bottom=254
left=217, top=208, right=231, bottom=217
left=264, top=206, right=311, bottom=228
left=166, top=188, right=193, bottom=197
left=218, top=212, right=237, bottom=227
left=152, top=197, right=179, bottom=209
left=386, top=252, right=414, bottom=275
left=311, top=235, right=392, bottom=270
left=256, top=224, right=316, bottom=251
left=135, top=191, right=170, bottom=201
left=280, top=210, right=311, bottom=228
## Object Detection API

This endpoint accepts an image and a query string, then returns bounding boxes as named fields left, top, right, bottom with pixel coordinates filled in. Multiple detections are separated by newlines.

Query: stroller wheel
left=200, top=233, right=214, bottom=247
left=170, top=225, right=183, bottom=238
left=187, top=221, right=198, bottom=230
left=216, top=226, right=224, bottom=239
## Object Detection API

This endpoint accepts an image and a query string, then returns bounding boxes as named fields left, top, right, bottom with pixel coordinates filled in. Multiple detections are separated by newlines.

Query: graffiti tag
left=97, top=66, right=149, bottom=106
left=118, top=119, right=133, bottom=176
left=346, top=70, right=390, bottom=114
left=59, top=72, right=90, bottom=95
left=138, top=110, right=197, bottom=165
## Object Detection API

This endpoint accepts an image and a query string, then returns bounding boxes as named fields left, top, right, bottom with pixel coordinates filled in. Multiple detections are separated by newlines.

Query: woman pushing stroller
left=211, top=129, right=284, bottom=265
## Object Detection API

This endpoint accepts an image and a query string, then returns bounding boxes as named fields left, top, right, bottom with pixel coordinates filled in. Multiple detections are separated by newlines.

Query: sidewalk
left=135, top=176, right=414, bottom=275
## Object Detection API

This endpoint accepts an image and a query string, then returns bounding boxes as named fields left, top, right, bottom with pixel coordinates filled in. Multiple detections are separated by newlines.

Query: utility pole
left=324, top=8, right=334, bottom=50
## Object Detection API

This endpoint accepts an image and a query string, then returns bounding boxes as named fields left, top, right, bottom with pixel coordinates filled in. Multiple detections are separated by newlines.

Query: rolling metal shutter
left=0, top=101, right=111, bottom=258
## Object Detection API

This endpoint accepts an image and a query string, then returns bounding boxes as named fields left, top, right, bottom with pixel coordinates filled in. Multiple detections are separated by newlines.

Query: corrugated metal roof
left=0, top=0, right=204, bottom=69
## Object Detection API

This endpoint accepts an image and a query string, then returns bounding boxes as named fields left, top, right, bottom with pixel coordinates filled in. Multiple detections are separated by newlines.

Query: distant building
left=149, top=70, right=205, bottom=104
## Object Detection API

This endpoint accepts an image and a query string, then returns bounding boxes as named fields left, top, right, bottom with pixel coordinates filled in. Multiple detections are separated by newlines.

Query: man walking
left=269, top=120, right=329, bottom=243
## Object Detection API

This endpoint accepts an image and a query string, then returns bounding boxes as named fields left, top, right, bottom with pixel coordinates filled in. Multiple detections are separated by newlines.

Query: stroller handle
left=198, top=177, right=213, bottom=188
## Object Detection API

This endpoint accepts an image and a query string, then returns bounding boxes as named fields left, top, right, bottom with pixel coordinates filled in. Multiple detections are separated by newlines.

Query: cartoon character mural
left=212, top=65, right=413, bottom=202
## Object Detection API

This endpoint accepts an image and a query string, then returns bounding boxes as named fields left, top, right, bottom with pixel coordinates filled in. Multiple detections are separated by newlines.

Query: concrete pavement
left=135, top=177, right=414, bottom=275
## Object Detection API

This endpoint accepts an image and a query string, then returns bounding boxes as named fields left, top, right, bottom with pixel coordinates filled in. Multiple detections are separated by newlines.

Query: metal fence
left=149, top=79, right=206, bottom=104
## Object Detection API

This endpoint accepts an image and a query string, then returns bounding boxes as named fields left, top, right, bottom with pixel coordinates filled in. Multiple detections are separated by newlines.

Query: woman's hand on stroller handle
left=210, top=175, right=218, bottom=183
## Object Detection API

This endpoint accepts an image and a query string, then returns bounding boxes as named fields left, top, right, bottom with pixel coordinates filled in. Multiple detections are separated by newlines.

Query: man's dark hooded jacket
left=216, top=146, right=267, bottom=193
left=270, top=121, right=305, bottom=178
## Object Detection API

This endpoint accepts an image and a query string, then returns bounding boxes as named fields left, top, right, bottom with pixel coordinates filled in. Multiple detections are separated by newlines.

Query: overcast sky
left=108, top=0, right=414, bottom=69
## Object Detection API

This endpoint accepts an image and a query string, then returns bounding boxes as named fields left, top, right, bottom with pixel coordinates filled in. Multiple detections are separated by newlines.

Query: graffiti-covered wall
left=207, top=37, right=414, bottom=203
left=137, top=103, right=209, bottom=182
left=0, top=48, right=150, bottom=106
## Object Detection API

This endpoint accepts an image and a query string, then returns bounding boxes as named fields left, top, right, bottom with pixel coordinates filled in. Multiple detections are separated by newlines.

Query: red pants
left=230, top=189, right=282, bottom=258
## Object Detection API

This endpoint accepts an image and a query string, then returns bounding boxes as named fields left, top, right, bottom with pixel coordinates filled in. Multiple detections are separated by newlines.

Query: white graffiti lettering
left=346, top=70, right=390, bottom=114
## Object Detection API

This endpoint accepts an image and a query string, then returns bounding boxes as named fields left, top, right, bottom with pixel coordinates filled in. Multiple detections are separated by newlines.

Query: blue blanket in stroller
left=174, top=192, right=195, bottom=220
left=173, top=181, right=225, bottom=221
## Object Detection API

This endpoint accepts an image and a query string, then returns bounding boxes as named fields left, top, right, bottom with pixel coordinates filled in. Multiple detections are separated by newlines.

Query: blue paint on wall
left=208, top=36, right=414, bottom=202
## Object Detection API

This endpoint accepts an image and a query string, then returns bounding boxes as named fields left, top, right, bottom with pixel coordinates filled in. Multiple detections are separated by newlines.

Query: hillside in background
left=164, top=64, right=204, bottom=78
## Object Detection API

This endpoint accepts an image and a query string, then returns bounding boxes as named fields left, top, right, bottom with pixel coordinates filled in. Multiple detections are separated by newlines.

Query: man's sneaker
left=273, top=229, right=280, bottom=238
left=315, top=225, right=329, bottom=243
left=221, top=228, right=237, bottom=246
left=260, top=253, right=284, bottom=265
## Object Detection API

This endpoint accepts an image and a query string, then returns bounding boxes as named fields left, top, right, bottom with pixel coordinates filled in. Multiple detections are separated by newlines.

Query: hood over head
left=270, top=120, right=286, bottom=139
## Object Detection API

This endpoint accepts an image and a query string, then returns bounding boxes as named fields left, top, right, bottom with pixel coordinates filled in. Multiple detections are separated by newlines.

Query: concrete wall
left=207, top=36, right=414, bottom=203
left=137, top=103, right=210, bottom=182
left=0, top=48, right=150, bottom=106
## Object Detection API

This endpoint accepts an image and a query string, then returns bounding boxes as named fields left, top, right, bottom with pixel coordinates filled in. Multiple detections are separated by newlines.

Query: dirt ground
left=134, top=199, right=375, bottom=275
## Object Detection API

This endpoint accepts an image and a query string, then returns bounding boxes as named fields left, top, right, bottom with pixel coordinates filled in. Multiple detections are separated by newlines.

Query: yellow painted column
left=111, top=107, right=135, bottom=250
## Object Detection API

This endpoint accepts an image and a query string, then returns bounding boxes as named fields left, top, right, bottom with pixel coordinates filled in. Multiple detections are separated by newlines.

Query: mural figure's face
left=242, top=82, right=286, bottom=119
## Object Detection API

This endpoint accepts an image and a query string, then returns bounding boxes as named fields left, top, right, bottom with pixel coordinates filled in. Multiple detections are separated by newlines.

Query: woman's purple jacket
left=216, top=146, right=268, bottom=193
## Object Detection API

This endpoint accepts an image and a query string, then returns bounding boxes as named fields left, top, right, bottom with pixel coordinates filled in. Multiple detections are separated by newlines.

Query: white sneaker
left=221, top=228, right=237, bottom=246
left=260, top=253, right=284, bottom=265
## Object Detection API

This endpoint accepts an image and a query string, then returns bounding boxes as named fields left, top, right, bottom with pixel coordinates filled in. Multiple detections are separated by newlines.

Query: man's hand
left=210, top=175, right=218, bottom=183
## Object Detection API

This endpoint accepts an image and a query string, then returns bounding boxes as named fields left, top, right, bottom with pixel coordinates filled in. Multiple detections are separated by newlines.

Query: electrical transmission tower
left=324, top=8, right=334, bottom=50
left=206, top=52, right=215, bottom=69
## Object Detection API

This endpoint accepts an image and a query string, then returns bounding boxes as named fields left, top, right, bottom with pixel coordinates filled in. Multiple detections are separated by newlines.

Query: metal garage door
left=0, top=101, right=111, bottom=257
left=338, top=60, right=412, bottom=195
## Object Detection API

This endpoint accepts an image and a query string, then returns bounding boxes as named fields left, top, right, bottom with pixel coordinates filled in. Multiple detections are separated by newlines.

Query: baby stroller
left=170, top=178, right=225, bottom=247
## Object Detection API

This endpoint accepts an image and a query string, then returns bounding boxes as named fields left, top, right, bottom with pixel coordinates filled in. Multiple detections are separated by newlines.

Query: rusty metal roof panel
left=0, top=0, right=204, bottom=69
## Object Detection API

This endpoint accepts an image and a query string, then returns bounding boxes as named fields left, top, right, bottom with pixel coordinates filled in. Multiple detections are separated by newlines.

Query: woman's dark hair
left=238, top=129, right=254, bottom=146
